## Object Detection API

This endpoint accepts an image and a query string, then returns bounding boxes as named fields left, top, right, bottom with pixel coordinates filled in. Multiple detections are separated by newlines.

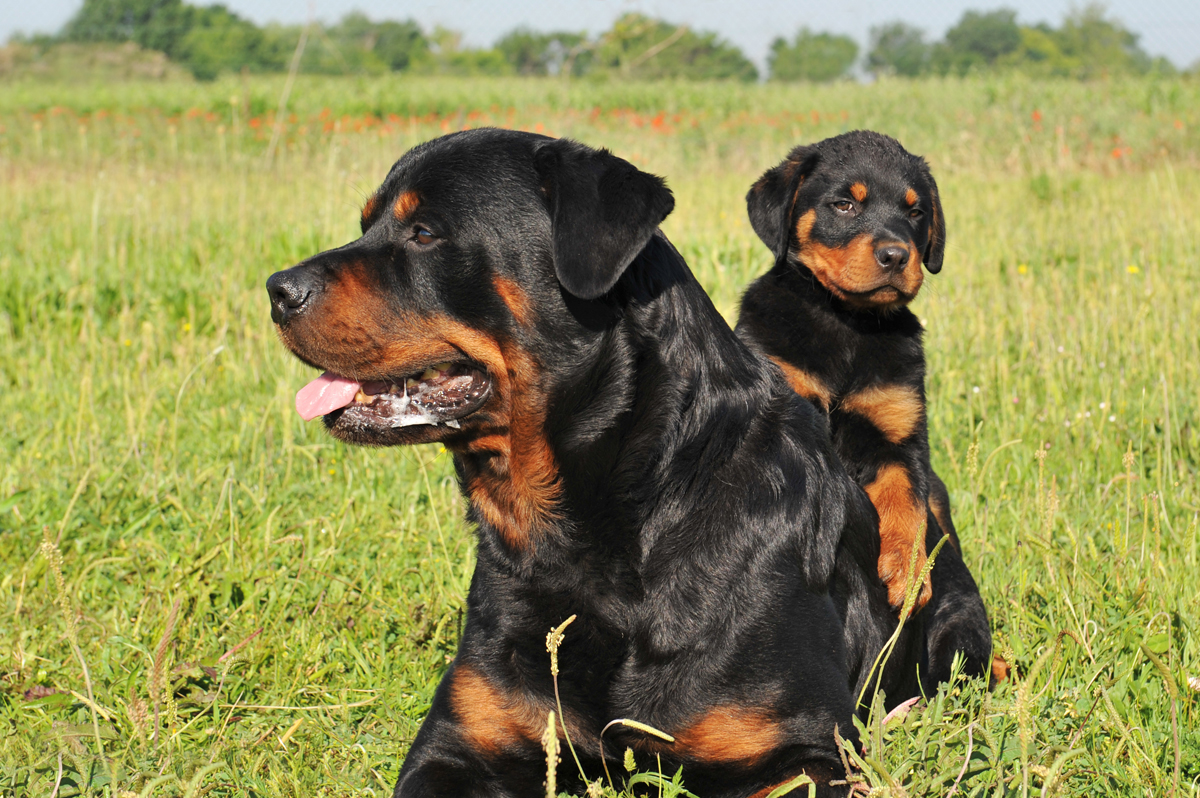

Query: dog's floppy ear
left=534, top=139, right=675, bottom=300
left=746, top=145, right=820, bottom=261
left=921, top=162, right=946, bottom=274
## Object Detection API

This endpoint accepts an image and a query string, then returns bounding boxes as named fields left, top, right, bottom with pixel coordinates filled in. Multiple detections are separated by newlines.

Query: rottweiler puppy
left=267, top=129, right=918, bottom=797
left=737, top=130, right=995, bottom=687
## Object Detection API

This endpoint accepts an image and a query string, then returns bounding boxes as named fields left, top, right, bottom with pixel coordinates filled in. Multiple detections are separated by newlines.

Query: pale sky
left=4, top=0, right=1199, bottom=71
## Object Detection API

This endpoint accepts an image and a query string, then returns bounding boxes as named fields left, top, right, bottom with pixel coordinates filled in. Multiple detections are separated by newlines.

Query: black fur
left=534, top=139, right=676, bottom=299
left=268, top=129, right=922, bottom=797
left=738, top=130, right=993, bottom=690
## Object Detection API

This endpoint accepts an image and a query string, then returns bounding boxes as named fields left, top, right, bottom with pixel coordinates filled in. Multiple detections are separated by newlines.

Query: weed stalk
left=546, top=615, right=586, bottom=781
left=40, top=529, right=117, bottom=789
left=542, top=710, right=560, bottom=798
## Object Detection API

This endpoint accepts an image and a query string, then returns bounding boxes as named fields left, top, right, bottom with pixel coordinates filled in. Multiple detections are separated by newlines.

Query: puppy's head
left=747, top=130, right=945, bottom=312
left=266, top=129, right=674, bottom=450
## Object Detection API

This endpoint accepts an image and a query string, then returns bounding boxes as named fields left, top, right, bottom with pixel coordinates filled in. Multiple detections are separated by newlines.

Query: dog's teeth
left=388, top=384, right=402, bottom=394
left=433, top=362, right=452, bottom=372
left=421, top=367, right=439, bottom=381
left=355, top=390, right=377, bottom=405
left=445, top=419, right=460, bottom=429
left=406, top=377, right=419, bottom=389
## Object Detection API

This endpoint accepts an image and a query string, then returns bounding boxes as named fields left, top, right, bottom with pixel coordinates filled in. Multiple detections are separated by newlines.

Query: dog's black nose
left=266, top=268, right=319, bottom=324
left=874, top=245, right=910, bottom=272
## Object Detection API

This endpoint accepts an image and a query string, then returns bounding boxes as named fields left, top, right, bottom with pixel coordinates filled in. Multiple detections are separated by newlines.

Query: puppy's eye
left=908, top=208, right=924, bottom=219
left=832, top=201, right=855, bottom=214
left=414, top=228, right=436, bottom=245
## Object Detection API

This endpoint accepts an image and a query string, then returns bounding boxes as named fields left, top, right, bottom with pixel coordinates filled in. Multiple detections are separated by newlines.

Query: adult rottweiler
left=736, top=130, right=996, bottom=688
left=267, top=129, right=917, bottom=797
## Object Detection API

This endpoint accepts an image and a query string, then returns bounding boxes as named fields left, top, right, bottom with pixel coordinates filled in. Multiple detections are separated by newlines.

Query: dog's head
left=746, top=130, right=944, bottom=312
left=267, top=128, right=673, bottom=450
left=267, top=130, right=674, bottom=547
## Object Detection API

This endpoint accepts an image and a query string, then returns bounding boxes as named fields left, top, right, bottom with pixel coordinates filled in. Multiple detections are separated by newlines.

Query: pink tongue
left=295, top=372, right=362, bottom=421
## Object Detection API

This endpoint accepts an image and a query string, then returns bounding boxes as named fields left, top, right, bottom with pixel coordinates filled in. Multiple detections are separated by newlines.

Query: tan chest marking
left=838, top=383, right=923, bottom=444
left=768, top=356, right=833, bottom=410
left=450, top=664, right=587, bottom=756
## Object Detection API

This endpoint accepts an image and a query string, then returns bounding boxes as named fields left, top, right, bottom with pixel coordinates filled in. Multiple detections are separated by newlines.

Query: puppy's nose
left=874, top=245, right=910, bottom=272
left=267, top=268, right=320, bottom=325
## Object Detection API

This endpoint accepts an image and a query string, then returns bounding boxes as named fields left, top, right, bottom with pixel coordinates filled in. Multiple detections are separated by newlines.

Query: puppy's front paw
left=878, top=547, right=931, bottom=613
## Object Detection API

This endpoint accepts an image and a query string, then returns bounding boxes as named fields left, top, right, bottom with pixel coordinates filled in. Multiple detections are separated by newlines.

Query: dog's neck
left=736, top=258, right=924, bottom=394
left=462, top=234, right=840, bottom=597
left=445, top=235, right=855, bottom=680
left=552, top=235, right=768, bottom=517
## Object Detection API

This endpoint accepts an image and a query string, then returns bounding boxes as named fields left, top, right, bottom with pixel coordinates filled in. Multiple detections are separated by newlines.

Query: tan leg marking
left=928, top=489, right=960, bottom=552
left=671, top=706, right=783, bottom=765
left=991, top=655, right=1010, bottom=683
left=865, top=464, right=931, bottom=611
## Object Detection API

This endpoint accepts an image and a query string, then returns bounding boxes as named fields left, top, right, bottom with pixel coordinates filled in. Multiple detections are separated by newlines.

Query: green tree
left=866, top=22, right=929, bottom=77
left=258, top=14, right=428, bottom=76
left=1053, top=3, right=1159, bottom=78
left=593, top=13, right=757, bottom=81
left=61, top=0, right=279, bottom=79
left=325, top=13, right=428, bottom=72
left=371, top=19, right=428, bottom=71
left=931, top=9, right=1021, bottom=75
left=60, top=0, right=193, bottom=57
left=418, top=26, right=512, bottom=76
left=768, top=28, right=858, bottom=82
left=999, top=24, right=1077, bottom=76
left=175, top=4, right=275, bottom=79
left=495, top=27, right=587, bottom=76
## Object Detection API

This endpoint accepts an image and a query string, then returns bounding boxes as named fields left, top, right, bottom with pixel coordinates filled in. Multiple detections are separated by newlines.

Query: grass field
left=1, top=74, right=1199, bottom=797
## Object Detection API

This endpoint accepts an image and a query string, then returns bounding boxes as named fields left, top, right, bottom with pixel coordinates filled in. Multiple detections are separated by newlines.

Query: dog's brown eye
left=908, top=208, right=924, bottom=219
left=833, top=201, right=854, bottom=214
left=415, top=228, right=436, bottom=245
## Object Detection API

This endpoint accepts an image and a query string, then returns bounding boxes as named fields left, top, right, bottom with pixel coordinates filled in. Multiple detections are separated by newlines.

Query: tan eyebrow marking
left=360, top=193, right=379, bottom=226
left=850, top=182, right=868, bottom=202
left=905, top=187, right=919, bottom=206
left=393, top=190, right=419, bottom=221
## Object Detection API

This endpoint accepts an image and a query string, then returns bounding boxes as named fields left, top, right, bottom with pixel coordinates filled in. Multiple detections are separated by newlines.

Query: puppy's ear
left=746, top=145, right=820, bottom=261
left=534, top=139, right=675, bottom=300
left=921, top=162, right=946, bottom=274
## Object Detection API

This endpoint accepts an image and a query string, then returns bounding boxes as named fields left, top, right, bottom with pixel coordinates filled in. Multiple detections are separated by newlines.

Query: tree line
left=24, top=0, right=1180, bottom=81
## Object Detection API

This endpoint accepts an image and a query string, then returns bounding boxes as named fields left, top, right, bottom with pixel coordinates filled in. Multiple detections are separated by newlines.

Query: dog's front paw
left=878, top=547, right=932, bottom=613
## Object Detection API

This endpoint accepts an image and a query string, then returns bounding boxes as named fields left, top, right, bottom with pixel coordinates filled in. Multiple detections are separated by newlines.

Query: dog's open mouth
left=295, top=361, right=491, bottom=429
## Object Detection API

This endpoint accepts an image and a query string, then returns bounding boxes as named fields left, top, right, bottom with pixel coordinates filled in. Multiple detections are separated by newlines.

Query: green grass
left=1, top=74, right=1198, bottom=797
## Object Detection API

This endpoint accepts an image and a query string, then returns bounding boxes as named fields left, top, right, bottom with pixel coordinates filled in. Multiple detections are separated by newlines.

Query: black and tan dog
left=267, top=129, right=925, bottom=797
left=737, top=130, right=995, bottom=687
